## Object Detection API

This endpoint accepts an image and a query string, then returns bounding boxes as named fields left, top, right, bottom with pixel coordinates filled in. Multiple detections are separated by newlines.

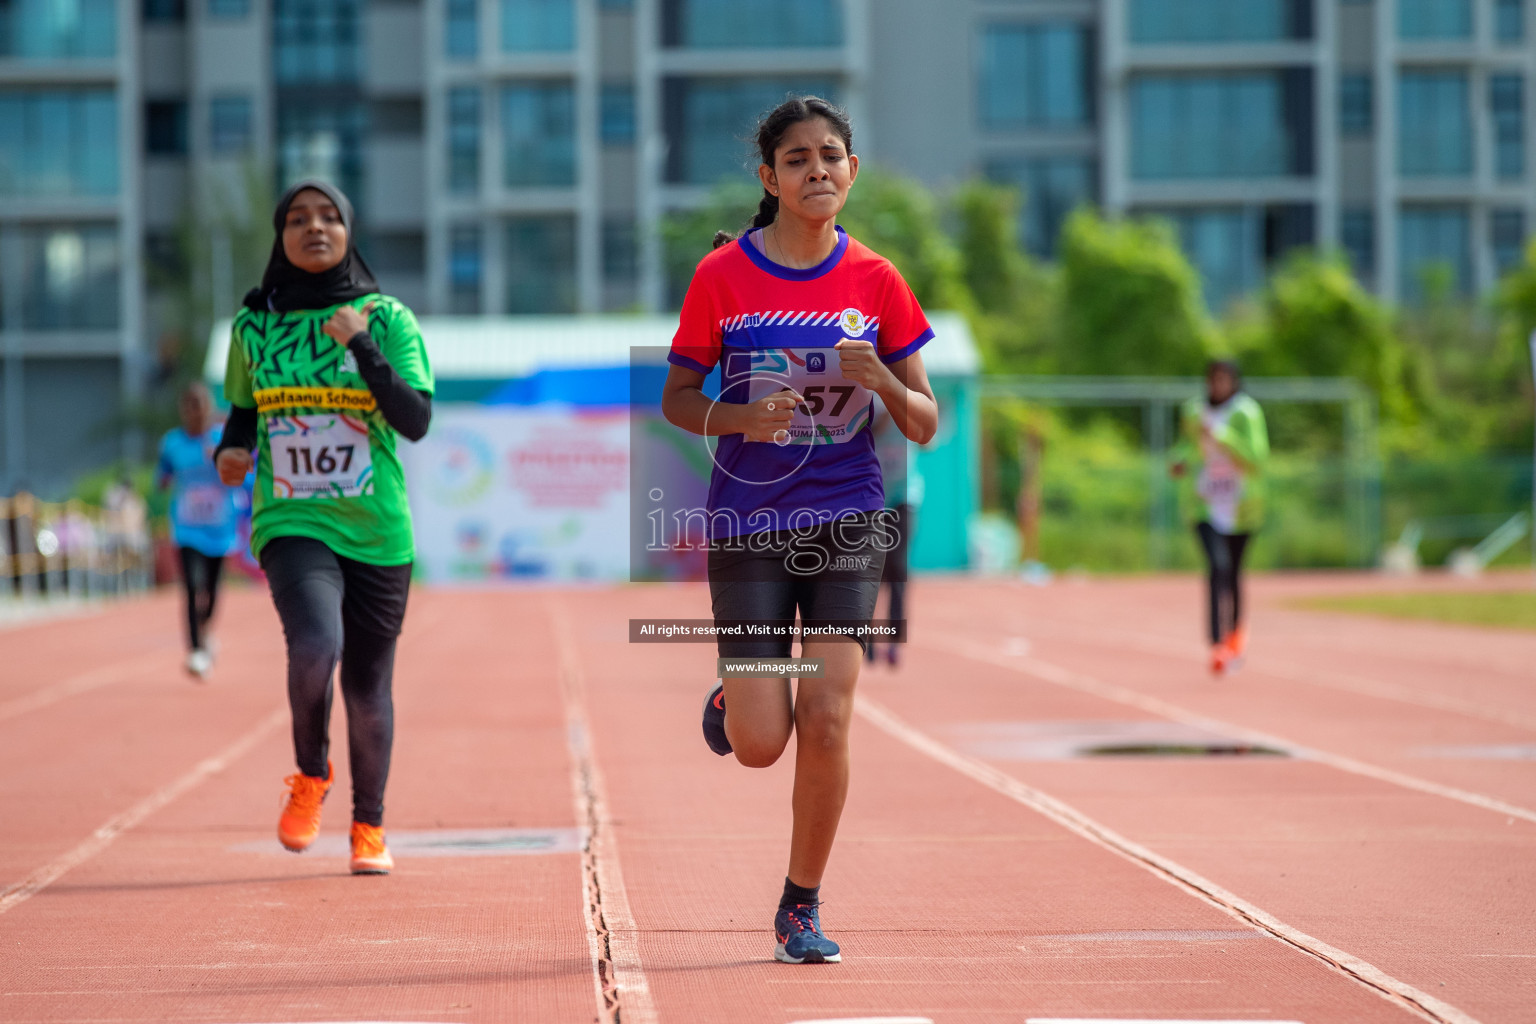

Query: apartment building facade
left=2, top=0, right=1532, bottom=492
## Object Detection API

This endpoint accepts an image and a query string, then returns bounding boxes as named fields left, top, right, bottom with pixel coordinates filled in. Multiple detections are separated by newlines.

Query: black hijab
left=242, top=179, right=379, bottom=313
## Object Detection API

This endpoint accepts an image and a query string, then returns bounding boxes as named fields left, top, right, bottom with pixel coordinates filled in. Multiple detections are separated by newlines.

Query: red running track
left=1, top=573, right=1532, bottom=1024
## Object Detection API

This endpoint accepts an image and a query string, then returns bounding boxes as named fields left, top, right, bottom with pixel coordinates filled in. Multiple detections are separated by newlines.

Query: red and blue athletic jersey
left=669, top=226, right=933, bottom=538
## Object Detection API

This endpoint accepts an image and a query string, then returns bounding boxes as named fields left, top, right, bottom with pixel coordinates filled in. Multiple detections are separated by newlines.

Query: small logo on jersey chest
left=742, top=313, right=762, bottom=328
left=806, top=352, right=827, bottom=373
left=840, top=308, right=868, bottom=337
left=341, top=351, right=359, bottom=375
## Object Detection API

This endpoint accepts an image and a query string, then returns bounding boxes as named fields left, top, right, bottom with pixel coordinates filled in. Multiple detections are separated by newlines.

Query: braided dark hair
left=711, top=94, right=854, bottom=249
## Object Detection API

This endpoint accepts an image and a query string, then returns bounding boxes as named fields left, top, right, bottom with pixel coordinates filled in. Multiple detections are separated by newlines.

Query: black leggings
left=1196, top=522, right=1250, bottom=645
left=260, top=536, right=412, bottom=827
left=178, top=547, right=225, bottom=651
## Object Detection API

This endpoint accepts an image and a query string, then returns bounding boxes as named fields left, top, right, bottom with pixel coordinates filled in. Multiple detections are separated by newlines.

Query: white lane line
left=1003, top=611, right=1536, bottom=733
left=550, top=600, right=657, bottom=1024
left=856, top=694, right=1481, bottom=1024
left=0, top=706, right=285, bottom=917
left=937, top=637, right=1536, bottom=826
left=0, top=651, right=171, bottom=726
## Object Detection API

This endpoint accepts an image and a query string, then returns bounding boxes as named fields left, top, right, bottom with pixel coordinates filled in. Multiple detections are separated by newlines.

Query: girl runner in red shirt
left=662, top=95, right=939, bottom=964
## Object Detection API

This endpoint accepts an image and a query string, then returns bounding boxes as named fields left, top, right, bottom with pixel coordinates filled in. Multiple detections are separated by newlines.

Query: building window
left=1398, top=0, right=1472, bottom=39
left=145, top=230, right=185, bottom=286
left=1129, top=0, right=1310, bottom=43
left=0, top=0, right=116, bottom=57
left=14, top=224, right=120, bottom=330
left=1339, top=73, right=1373, bottom=136
left=979, top=23, right=1093, bottom=131
left=372, top=99, right=422, bottom=137
left=145, top=100, right=188, bottom=155
left=1490, top=74, right=1524, bottom=180
left=207, top=0, right=249, bottom=16
left=501, top=82, right=576, bottom=187
left=448, top=87, right=481, bottom=194
left=1496, top=0, right=1524, bottom=41
left=505, top=216, right=576, bottom=313
left=501, top=0, right=575, bottom=52
left=1146, top=204, right=1312, bottom=309
left=369, top=232, right=425, bottom=277
left=277, top=101, right=367, bottom=203
left=1156, top=207, right=1265, bottom=310
left=0, top=90, right=119, bottom=197
left=209, top=95, right=253, bottom=153
left=1492, top=209, right=1527, bottom=277
left=1398, top=71, right=1470, bottom=177
left=1492, top=208, right=1527, bottom=277
left=449, top=225, right=482, bottom=314
left=601, top=84, right=636, bottom=146
left=446, top=0, right=477, bottom=58
left=143, top=0, right=186, bottom=24
left=662, top=76, right=837, bottom=185
left=274, top=0, right=361, bottom=85
left=1131, top=71, right=1312, bottom=179
left=602, top=217, right=637, bottom=282
left=985, top=157, right=1095, bottom=258
left=1341, top=207, right=1374, bottom=282
left=661, top=0, right=842, bottom=49
left=1399, top=205, right=1470, bottom=301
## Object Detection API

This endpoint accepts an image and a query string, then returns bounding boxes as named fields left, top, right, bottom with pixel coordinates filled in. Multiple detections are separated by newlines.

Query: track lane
left=2, top=579, right=1530, bottom=1023
left=0, top=590, right=596, bottom=1024
left=569, top=585, right=1441, bottom=1023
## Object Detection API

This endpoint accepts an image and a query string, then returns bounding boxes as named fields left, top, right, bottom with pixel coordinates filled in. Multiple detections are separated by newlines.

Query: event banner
left=403, top=406, right=630, bottom=582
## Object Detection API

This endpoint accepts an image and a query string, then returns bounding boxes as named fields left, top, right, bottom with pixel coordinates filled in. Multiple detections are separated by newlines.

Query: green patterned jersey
left=224, top=294, right=433, bottom=566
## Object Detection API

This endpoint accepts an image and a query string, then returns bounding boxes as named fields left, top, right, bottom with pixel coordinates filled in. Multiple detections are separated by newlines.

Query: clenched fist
left=739, top=389, right=803, bottom=444
left=216, top=448, right=253, bottom=486
left=833, top=338, right=891, bottom=392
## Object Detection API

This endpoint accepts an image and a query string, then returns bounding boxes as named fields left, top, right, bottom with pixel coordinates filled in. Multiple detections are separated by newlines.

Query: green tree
left=1054, top=210, right=1215, bottom=376
left=836, top=169, right=969, bottom=312
left=951, top=181, right=1062, bottom=375
left=1233, top=251, right=1410, bottom=416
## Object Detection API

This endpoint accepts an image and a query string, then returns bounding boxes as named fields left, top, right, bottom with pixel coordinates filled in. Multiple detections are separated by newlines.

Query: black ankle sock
left=780, top=877, right=820, bottom=909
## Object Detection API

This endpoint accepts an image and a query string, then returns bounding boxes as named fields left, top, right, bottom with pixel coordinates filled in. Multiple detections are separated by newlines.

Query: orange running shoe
left=350, top=822, right=393, bottom=875
left=1228, top=624, right=1249, bottom=657
left=1209, top=642, right=1230, bottom=676
left=277, top=761, right=332, bottom=852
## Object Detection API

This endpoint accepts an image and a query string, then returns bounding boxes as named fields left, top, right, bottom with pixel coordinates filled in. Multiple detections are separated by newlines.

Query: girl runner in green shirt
left=1170, top=359, right=1269, bottom=676
left=215, top=180, right=433, bottom=874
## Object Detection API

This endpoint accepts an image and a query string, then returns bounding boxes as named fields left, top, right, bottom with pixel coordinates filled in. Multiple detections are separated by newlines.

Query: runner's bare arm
left=833, top=341, right=938, bottom=445
left=662, top=364, right=802, bottom=441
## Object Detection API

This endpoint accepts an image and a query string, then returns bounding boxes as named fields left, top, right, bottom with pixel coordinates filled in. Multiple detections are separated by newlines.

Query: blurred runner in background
left=157, top=382, right=240, bottom=679
left=1171, top=359, right=1269, bottom=676
left=868, top=402, right=922, bottom=667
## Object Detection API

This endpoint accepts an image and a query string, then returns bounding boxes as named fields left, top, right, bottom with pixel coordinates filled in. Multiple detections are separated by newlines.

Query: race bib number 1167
left=267, top=414, right=374, bottom=498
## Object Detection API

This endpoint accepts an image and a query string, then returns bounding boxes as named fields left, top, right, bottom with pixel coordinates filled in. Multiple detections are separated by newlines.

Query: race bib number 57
left=738, top=347, right=871, bottom=445
left=267, top=414, right=374, bottom=498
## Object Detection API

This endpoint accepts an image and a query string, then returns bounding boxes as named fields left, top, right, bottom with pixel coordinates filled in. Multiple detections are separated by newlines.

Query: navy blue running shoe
left=702, top=682, right=731, bottom=756
left=773, top=903, right=841, bottom=963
